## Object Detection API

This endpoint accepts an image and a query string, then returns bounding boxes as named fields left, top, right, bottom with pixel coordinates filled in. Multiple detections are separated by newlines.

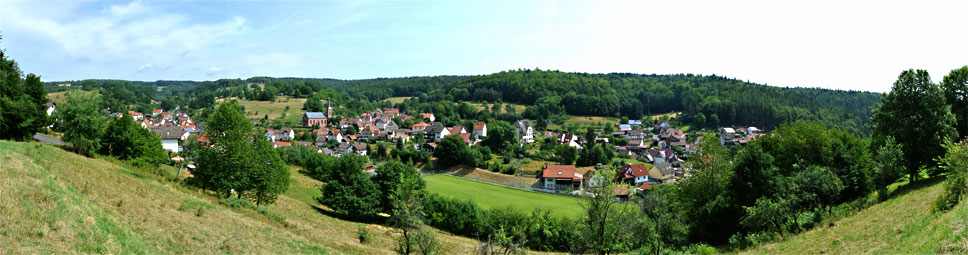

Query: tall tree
left=434, top=135, right=469, bottom=169
left=193, top=101, right=256, bottom=197
left=317, top=154, right=381, bottom=217
left=373, top=160, right=425, bottom=213
left=389, top=164, right=435, bottom=255
left=941, top=66, right=968, bottom=139
left=871, top=69, right=956, bottom=181
left=871, top=136, right=905, bottom=199
left=0, top=47, right=48, bottom=140
left=480, top=121, right=518, bottom=153
left=54, top=92, right=106, bottom=156
left=248, top=133, right=290, bottom=206
left=578, top=179, right=632, bottom=254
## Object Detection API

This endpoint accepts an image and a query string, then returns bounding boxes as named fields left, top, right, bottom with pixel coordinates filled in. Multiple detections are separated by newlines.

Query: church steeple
left=326, top=100, right=332, bottom=118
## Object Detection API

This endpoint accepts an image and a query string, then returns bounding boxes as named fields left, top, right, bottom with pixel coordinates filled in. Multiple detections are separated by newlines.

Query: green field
left=383, top=97, right=413, bottom=104
left=423, top=174, right=583, bottom=219
left=233, top=97, right=308, bottom=120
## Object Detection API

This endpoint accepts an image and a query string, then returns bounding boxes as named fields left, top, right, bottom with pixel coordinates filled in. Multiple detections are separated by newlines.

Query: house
left=265, top=127, right=295, bottom=142
left=628, top=120, right=643, bottom=126
left=585, top=169, right=608, bottom=188
left=352, top=142, right=368, bottom=156
left=323, top=129, right=343, bottom=142
left=625, top=129, right=646, bottom=140
left=648, top=162, right=675, bottom=182
left=151, top=126, right=186, bottom=153
left=425, top=123, right=449, bottom=141
left=412, top=122, right=430, bottom=132
left=458, top=133, right=474, bottom=146
left=303, top=112, right=328, bottom=127
left=719, top=127, right=742, bottom=146
left=542, top=165, right=583, bottom=190
left=360, top=125, right=380, bottom=140
left=614, top=163, right=650, bottom=184
left=512, top=120, right=534, bottom=143
left=557, top=133, right=582, bottom=148
left=421, top=113, right=435, bottom=122
left=422, top=142, right=437, bottom=152
left=619, top=124, right=632, bottom=131
left=377, top=119, right=398, bottom=131
left=272, top=141, right=292, bottom=148
left=447, top=126, right=467, bottom=136
left=472, top=122, right=487, bottom=140
left=338, top=143, right=354, bottom=154
left=45, top=102, right=56, bottom=116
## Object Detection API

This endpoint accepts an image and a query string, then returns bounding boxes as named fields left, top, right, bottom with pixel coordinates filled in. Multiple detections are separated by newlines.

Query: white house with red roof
left=542, top=165, right=583, bottom=190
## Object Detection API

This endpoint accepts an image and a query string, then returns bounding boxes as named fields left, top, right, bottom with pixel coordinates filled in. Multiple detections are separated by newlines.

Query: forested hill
left=45, top=70, right=881, bottom=136
left=433, top=70, right=881, bottom=136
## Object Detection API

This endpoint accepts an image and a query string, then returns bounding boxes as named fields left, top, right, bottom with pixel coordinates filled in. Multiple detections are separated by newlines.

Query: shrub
left=219, top=198, right=255, bottom=208
left=357, top=224, right=371, bottom=244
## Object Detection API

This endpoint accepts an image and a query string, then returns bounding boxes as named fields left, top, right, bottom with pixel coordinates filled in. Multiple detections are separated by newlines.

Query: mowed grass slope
left=0, top=141, right=481, bottom=254
left=744, top=179, right=968, bottom=254
left=424, top=174, right=582, bottom=219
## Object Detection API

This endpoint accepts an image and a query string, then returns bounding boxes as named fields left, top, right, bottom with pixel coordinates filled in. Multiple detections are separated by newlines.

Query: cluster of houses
left=538, top=120, right=770, bottom=197
left=718, top=127, right=764, bottom=146
left=129, top=109, right=199, bottom=153
left=268, top=107, right=495, bottom=157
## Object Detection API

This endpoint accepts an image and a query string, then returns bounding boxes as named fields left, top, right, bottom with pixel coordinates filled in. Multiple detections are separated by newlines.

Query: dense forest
left=47, top=69, right=881, bottom=136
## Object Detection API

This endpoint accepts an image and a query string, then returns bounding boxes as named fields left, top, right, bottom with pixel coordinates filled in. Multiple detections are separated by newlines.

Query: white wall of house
left=544, top=178, right=556, bottom=189
left=161, top=139, right=179, bottom=152
left=634, top=175, right=646, bottom=184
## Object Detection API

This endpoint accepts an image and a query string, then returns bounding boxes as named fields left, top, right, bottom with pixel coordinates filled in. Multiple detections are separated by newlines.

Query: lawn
left=47, top=91, right=69, bottom=103
left=232, top=97, right=308, bottom=120
left=383, top=97, right=413, bottom=104
left=471, top=102, right=527, bottom=113
left=423, top=174, right=583, bottom=219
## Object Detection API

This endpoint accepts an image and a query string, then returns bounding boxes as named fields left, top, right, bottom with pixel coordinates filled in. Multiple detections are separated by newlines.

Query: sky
left=1, top=0, right=967, bottom=92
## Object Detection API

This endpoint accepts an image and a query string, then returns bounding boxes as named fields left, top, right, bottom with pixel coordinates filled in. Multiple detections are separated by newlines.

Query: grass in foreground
left=424, top=174, right=583, bottom=219
left=743, top=178, right=968, bottom=254
left=0, top=141, right=481, bottom=254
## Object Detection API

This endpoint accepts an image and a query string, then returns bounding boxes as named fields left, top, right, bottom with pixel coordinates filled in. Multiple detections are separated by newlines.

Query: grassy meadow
left=382, top=97, right=412, bottom=104
left=743, top=178, right=968, bottom=254
left=423, top=174, right=583, bottom=219
left=0, top=141, right=482, bottom=254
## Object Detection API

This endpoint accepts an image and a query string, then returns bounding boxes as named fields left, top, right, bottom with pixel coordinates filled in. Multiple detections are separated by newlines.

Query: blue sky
left=2, top=0, right=967, bottom=92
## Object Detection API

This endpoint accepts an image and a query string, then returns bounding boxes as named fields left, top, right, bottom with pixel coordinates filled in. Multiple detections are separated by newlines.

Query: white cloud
left=1, top=0, right=248, bottom=80
left=109, top=0, right=145, bottom=16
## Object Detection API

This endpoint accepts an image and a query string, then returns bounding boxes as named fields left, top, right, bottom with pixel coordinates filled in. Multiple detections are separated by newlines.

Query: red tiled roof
left=542, top=165, right=580, bottom=179
left=273, top=141, right=292, bottom=147
left=413, top=122, right=429, bottom=127
left=638, top=182, right=653, bottom=190
left=474, top=122, right=486, bottom=130
left=622, top=163, right=649, bottom=177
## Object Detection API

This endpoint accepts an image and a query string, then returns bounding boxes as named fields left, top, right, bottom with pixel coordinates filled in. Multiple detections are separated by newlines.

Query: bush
left=219, top=198, right=255, bottom=208
left=357, top=224, right=371, bottom=244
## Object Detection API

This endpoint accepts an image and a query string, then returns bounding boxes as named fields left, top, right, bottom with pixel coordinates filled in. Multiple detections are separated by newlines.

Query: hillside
left=743, top=179, right=968, bottom=254
left=46, top=70, right=882, bottom=136
left=0, top=141, right=481, bottom=254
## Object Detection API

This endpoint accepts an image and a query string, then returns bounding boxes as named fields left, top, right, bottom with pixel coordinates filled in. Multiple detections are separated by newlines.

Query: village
left=86, top=98, right=762, bottom=200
